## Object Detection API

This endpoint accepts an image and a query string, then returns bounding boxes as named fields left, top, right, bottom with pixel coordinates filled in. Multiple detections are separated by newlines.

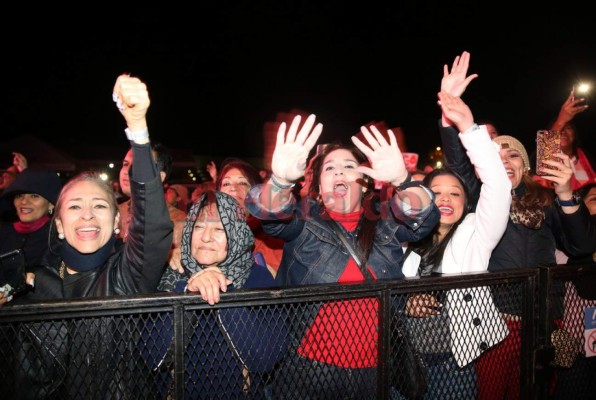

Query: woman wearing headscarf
left=151, top=190, right=288, bottom=399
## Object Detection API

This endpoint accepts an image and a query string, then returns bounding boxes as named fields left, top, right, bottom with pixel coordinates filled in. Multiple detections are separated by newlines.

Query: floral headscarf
left=158, top=191, right=254, bottom=291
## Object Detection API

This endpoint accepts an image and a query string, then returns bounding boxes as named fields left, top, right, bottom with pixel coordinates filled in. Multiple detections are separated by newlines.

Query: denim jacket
left=246, top=186, right=440, bottom=286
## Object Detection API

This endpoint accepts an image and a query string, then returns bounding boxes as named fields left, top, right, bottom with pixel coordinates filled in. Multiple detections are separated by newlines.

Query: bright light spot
left=99, top=173, right=109, bottom=181
left=576, top=83, right=590, bottom=94
left=435, top=161, right=443, bottom=168
left=108, top=163, right=115, bottom=169
left=436, top=146, right=441, bottom=151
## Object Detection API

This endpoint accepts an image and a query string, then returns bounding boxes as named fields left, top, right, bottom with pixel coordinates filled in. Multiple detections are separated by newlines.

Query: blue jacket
left=246, top=188, right=440, bottom=286
left=143, top=264, right=288, bottom=399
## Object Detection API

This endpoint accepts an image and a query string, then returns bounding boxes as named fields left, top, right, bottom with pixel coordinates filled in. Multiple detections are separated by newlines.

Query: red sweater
left=297, top=209, right=378, bottom=368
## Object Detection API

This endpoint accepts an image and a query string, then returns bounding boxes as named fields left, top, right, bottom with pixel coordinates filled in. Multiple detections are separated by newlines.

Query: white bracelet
left=125, top=128, right=149, bottom=141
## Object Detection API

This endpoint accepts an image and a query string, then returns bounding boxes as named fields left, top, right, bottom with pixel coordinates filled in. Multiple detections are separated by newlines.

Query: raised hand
left=12, top=152, right=28, bottom=172
left=441, top=51, right=478, bottom=97
left=271, top=114, right=323, bottom=183
left=351, top=125, right=407, bottom=186
left=437, top=91, right=474, bottom=133
left=537, top=152, right=574, bottom=196
left=112, top=74, right=150, bottom=132
left=560, top=89, right=589, bottom=124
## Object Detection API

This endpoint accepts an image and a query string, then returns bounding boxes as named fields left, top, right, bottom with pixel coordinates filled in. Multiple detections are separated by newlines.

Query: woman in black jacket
left=0, top=168, right=62, bottom=301
left=2, top=74, right=173, bottom=399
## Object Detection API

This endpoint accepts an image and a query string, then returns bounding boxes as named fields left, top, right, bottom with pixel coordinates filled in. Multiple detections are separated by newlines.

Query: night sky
left=2, top=4, right=595, bottom=170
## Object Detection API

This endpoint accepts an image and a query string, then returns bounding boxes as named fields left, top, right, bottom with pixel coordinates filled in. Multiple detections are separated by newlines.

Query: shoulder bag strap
left=327, top=218, right=374, bottom=281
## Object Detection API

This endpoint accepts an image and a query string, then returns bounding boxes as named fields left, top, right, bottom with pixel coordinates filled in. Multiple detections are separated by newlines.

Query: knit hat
left=1, top=169, right=62, bottom=205
left=493, top=135, right=531, bottom=172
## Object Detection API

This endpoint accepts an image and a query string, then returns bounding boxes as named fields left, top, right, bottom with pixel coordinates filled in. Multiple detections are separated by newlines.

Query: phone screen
left=536, top=130, right=561, bottom=176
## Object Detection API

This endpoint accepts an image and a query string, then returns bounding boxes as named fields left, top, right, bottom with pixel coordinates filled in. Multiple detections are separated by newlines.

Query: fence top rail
left=0, top=267, right=546, bottom=321
left=539, top=262, right=596, bottom=280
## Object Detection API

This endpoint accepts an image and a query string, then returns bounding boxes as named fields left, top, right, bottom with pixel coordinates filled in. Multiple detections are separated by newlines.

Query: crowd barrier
left=0, top=264, right=594, bottom=399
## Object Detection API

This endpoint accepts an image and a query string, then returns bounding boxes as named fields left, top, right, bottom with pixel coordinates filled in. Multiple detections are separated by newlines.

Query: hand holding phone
left=536, top=130, right=561, bottom=176
left=574, top=83, right=590, bottom=107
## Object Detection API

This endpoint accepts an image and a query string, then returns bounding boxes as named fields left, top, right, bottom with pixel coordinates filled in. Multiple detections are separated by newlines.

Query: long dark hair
left=549, top=120, right=580, bottom=158
left=309, top=142, right=377, bottom=263
left=406, top=168, right=470, bottom=275
left=518, top=174, right=554, bottom=207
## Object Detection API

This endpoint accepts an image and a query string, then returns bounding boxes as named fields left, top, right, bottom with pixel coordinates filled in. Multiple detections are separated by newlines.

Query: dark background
left=2, top=3, right=595, bottom=169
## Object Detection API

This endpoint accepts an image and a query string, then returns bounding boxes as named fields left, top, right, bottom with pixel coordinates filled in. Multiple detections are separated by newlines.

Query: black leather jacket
left=27, top=143, right=173, bottom=300
left=6, top=142, right=173, bottom=399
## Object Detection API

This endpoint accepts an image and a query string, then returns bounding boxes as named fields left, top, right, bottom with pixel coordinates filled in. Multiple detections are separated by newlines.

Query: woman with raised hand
left=533, top=88, right=596, bottom=190
left=3, top=74, right=173, bottom=399
left=44, top=74, right=173, bottom=297
left=438, top=51, right=596, bottom=400
left=401, top=91, right=512, bottom=399
left=245, top=114, right=440, bottom=399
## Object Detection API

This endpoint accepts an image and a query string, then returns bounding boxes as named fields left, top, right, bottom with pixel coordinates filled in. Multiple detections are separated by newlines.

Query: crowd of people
left=1, top=51, right=595, bottom=399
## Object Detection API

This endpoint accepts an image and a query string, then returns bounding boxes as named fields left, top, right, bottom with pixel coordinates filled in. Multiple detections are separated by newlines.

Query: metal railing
left=0, top=264, right=593, bottom=399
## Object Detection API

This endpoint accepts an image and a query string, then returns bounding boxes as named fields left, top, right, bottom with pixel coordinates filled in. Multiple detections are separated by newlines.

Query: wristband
left=125, top=128, right=149, bottom=142
left=394, top=171, right=413, bottom=191
left=271, top=174, right=295, bottom=190
left=555, top=194, right=581, bottom=207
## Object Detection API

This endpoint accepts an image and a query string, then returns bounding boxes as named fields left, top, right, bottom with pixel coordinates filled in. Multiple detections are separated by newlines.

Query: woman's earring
left=114, top=227, right=121, bottom=235
left=48, top=208, right=54, bottom=215
left=58, top=233, right=65, bottom=240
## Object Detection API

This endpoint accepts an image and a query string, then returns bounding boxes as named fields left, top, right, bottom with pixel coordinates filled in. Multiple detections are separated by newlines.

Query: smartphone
left=536, top=130, right=561, bottom=176
left=0, top=249, right=28, bottom=298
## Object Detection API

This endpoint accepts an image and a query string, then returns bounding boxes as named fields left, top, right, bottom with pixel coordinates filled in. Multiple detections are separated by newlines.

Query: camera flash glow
left=576, top=83, right=590, bottom=94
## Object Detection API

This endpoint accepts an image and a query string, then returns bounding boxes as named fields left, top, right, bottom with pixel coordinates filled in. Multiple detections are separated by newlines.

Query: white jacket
left=403, top=124, right=512, bottom=367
